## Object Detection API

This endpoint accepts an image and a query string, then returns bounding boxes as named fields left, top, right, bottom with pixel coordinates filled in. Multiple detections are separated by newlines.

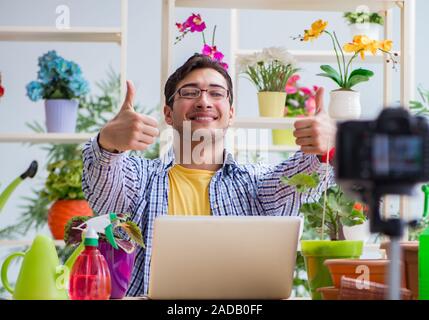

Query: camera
left=335, top=107, right=429, bottom=299
left=335, top=107, right=429, bottom=196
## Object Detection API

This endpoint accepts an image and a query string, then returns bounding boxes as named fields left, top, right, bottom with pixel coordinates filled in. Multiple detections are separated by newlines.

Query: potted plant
left=237, top=47, right=298, bottom=119
left=282, top=172, right=366, bottom=299
left=343, top=11, right=384, bottom=41
left=295, top=19, right=397, bottom=120
left=26, top=50, right=90, bottom=133
left=272, top=74, right=318, bottom=145
left=64, top=214, right=145, bottom=299
left=43, top=159, right=93, bottom=240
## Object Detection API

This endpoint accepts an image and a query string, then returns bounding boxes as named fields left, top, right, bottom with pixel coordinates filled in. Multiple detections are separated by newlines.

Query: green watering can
left=1, top=234, right=69, bottom=300
left=0, top=161, right=38, bottom=213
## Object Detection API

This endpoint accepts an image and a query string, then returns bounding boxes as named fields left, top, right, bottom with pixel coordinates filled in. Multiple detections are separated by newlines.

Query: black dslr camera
left=335, top=107, right=429, bottom=299
left=335, top=107, right=429, bottom=236
left=336, top=107, right=429, bottom=197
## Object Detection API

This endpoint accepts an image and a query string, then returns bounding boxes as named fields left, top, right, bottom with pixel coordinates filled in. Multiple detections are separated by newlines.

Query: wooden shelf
left=232, top=117, right=299, bottom=129
left=0, top=133, right=95, bottom=144
left=236, top=49, right=398, bottom=63
left=0, top=27, right=122, bottom=43
left=176, top=0, right=399, bottom=12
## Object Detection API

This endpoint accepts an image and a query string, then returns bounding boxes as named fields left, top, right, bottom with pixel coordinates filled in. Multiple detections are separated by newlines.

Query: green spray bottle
left=419, top=184, right=429, bottom=299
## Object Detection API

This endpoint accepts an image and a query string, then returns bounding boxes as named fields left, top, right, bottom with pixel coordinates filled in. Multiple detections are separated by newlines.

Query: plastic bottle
left=419, top=185, right=429, bottom=300
left=69, top=227, right=111, bottom=300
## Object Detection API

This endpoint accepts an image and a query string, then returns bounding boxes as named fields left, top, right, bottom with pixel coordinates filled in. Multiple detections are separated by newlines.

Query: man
left=82, top=54, right=336, bottom=296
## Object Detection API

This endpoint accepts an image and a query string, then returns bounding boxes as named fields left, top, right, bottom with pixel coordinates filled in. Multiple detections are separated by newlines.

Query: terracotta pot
left=324, top=259, right=407, bottom=288
left=317, top=286, right=339, bottom=300
left=380, top=241, right=418, bottom=299
left=48, top=199, right=93, bottom=240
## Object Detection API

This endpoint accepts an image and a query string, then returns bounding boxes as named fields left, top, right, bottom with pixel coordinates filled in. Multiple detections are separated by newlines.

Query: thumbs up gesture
left=293, top=87, right=337, bottom=155
left=98, top=81, right=159, bottom=153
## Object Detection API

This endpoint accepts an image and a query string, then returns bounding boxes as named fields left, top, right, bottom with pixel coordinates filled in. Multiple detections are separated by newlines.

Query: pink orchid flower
left=202, top=44, right=228, bottom=70
left=186, top=13, right=206, bottom=32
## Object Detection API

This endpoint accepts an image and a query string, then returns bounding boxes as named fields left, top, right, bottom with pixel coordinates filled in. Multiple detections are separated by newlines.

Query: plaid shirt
left=82, top=137, right=334, bottom=296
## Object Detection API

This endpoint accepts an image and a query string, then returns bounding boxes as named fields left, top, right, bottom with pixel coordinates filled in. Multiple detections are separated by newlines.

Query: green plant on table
left=281, top=172, right=367, bottom=240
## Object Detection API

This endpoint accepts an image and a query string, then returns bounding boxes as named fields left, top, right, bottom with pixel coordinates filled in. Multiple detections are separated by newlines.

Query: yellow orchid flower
left=311, top=19, right=328, bottom=34
left=302, top=19, right=328, bottom=41
left=380, top=39, right=393, bottom=51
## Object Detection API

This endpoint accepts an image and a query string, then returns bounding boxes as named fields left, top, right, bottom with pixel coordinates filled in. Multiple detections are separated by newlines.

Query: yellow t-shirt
left=167, top=164, right=216, bottom=216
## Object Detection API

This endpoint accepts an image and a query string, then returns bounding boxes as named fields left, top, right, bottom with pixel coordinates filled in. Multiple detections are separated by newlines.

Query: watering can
left=0, top=160, right=38, bottom=213
left=1, top=234, right=69, bottom=300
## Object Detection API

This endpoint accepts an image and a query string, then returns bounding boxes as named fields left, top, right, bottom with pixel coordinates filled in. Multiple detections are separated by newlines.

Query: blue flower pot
left=44, top=99, right=78, bottom=133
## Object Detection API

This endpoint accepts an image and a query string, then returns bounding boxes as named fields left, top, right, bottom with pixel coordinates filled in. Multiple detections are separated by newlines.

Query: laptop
left=148, top=215, right=302, bottom=299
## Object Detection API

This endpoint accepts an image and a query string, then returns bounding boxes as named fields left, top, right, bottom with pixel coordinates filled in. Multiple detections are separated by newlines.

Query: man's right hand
left=98, top=80, right=159, bottom=153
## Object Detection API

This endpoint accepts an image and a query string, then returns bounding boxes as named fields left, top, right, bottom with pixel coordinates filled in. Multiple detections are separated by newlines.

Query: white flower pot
left=44, top=99, right=79, bottom=133
left=328, top=90, right=361, bottom=120
left=349, top=23, right=382, bottom=41
left=343, top=220, right=371, bottom=243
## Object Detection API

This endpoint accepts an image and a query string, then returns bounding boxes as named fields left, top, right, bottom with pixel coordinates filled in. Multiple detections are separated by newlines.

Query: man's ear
left=163, top=105, right=173, bottom=125
left=228, top=105, right=235, bottom=126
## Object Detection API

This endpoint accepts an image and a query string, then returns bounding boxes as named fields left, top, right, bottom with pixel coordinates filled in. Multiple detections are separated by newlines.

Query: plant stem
left=333, top=31, right=346, bottom=83
left=344, top=51, right=359, bottom=88
left=212, top=25, right=217, bottom=47
left=325, top=31, right=344, bottom=86
left=201, top=32, right=206, bottom=45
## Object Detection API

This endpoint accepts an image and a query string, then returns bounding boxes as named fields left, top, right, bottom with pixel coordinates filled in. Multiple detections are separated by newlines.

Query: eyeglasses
left=169, top=86, right=229, bottom=103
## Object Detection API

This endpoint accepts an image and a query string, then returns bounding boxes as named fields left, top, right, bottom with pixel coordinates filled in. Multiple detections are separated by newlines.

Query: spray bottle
left=419, top=184, right=429, bottom=299
left=64, top=213, right=119, bottom=275
left=68, top=227, right=111, bottom=300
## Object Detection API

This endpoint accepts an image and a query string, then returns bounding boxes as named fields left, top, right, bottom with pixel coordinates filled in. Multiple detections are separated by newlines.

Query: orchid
left=295, top=19, right=398, bottom=90
left=237, top=47, right=298, bottom=92
left=175, top=13, right=228, bottom=70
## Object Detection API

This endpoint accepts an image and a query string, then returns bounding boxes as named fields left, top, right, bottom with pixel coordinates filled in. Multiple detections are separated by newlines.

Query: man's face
left=164, top=68, right=235, bottom=136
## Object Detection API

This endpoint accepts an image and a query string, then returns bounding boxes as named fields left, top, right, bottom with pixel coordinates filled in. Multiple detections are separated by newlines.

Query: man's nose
left=195, top=91, right=212, bottom=108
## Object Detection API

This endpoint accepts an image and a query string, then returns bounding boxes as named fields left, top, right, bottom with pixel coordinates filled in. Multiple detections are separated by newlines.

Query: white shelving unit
left=0, top=133, right=95, bottom=144
left=160, top=0, right=416, bottom=235
left=0, top=1, right=129, bottom=246
left=0, top=1, right=128, bottom=99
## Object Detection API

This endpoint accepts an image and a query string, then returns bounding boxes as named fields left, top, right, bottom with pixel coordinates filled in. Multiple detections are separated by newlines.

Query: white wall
left=0, top=0, right=428, bottom=293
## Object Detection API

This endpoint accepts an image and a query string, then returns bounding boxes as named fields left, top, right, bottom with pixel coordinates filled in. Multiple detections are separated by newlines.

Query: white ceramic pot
left=328, top=90, right=361, bottom=120
left=343, top=220, right=371, bottom=243
left=349, top=23, right=382, bottom=41
left=44, top=99, right=78, bottom=133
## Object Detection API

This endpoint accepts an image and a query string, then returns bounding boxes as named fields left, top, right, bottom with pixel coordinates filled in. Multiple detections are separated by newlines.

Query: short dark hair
left=164, top=53, right=233, bottom=108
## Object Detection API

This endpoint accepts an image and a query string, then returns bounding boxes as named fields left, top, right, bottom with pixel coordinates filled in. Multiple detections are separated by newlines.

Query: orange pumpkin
left=48, top=199, right=93, bottom=240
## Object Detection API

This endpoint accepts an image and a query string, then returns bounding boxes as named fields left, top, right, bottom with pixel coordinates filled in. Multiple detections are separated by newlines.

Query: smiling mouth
left=188, top=116, right=219, bottom=121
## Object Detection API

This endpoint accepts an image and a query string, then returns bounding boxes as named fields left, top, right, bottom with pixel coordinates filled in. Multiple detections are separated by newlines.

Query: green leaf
left=348, top=68, right=374, bottom=78
left=115, top=221, right=145, bottom=248
left=316, top=73, right=342, bottom=87
left=346, top=75, right=370, bottom=89
left=281, top=172, right=320, bottom=193
left=319, top=65, right=342, bottom=86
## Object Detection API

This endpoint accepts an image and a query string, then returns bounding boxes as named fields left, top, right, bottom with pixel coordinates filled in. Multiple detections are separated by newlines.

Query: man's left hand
left=293, top=87, right=336, bottom=155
